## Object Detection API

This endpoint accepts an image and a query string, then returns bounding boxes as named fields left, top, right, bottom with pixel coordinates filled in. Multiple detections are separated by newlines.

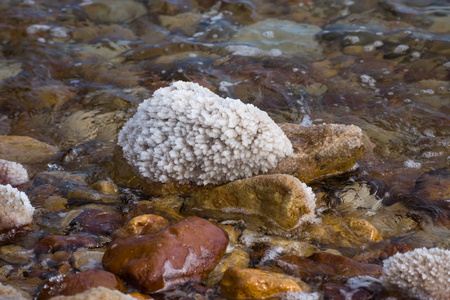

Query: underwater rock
left=221, top=267, right=310, bottom=299
left=304, top=215, right=382, bottom=248
left=72, top=248, right=104, bottom=272
left=34, top=233, right=99, bottom=254
left=228, top=19, right=323, bottom=61
left=183, top=174, right=316, bottom=235
left=112, top=214, right=169, bottom=239
left=67, top=208, right=123, bottom=236
left=48, top=287, right=135, bottom=300
left=0, top=245, right=35, bottom=264
left=205, top=247, right=250, bottom=287
left=0, top=282, right=28, bottom=299
left=276, top=252, right=382, bottom=282
left=0, top=135, right=59, bottom=165
left=37, top=269, right=127, bottom=300
left=82, top=0, right=147, bottom=23
left=102, top=216, right=228, bottom=293
left=0, top=60, right=22, bottom=80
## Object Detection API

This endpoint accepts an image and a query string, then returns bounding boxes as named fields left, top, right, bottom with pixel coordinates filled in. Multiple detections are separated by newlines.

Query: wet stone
left=221, top=267, right=310, bottom=299
left=205, top=247, right=250, bottom=287
left=183, top=174, right=316, bottom=235
left=34, top=233, right=99, bottom=254
left=112, top=214, right=169, bottom=239
left=82, top=0, right=147, bottom=23
left=102, top=216, right=228, bottom=293
left=275, top=252, right=382, bottom=282
left=71, top=248, right=104, bottom=272
left=37, top=269, right=127, bottom=300
left=66, top=208, right=123, bottom=236
left=0, top=245, right=35, bottom=265
left=0, top=136, right=59, bottom=165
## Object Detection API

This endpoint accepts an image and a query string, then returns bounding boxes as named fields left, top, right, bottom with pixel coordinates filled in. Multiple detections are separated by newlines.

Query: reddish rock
left=103, top=216, right=228, bottom=293
left=34, top=233, right=99, bottom=254
left=37, top=269, right=126, bottom=300
left=70, top=209, right=123, bottom=236
left=276, top=252, right=382, bottom=282
left=322, top=278, right=383, bottom=300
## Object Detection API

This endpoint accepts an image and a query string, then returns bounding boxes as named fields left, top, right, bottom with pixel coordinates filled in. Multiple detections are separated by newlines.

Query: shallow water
left=0, top=0, right=449, bottom=298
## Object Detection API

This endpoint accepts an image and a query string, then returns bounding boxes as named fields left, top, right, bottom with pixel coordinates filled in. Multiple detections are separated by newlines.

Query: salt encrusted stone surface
left=0, top=184, right=34, bottom=231
left=118, top=81, right=293, bottom=185
left=103, top=216, right=229, bottom=293
left=0, top=159, right=28, bottom=186
left=183, top=174, right=316, bottom=235
left=382, top=247, right=450, bottom=300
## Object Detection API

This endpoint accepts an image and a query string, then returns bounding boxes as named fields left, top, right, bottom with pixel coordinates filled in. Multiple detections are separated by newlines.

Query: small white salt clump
left=0, top=159, right=29, bottom=186
left=0, top=184, right=35, bottom=231
left=382, top=247, right=450, bottom=300
left=118, top=81, right=294, bottom=185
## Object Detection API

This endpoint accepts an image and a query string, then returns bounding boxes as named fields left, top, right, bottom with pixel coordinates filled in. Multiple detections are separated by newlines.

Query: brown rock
left=205, top=247, right=250, bottom=287
left=276, top=252, right=382, bottom=282
left=69, top=209, right=123, bottom=236
left=90, top=181, right=119, bottom=196
left=304, top=215, right=382, bottom=248
left=221, top=267, right=310, bottom=299
left=269, top=123, right=366, bottom=183
left=183, top=174, right=316, bottom=235
left=103, top=216, right=228, bottom=293
left=0, top=135, right=59, bottom=164
left=82, top=0, right=147, bottom=23
left=34, top=233, right=99, bottom=254
left=413, top=168, right=449, bottom=202
left=112, top=214, right=169, bottom=239
left=37, top=269, right=126, bottom=300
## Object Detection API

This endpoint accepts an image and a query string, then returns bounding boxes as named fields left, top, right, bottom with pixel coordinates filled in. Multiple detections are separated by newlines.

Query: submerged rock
left=112, top=214, right=169, bottom=239
left=221, top=267, right=310, bottom=299
left=82, top=0, right=147, bottom=23
left=47, top=287, right=135, bottom=300
left=183, top=174, right=316, bottom=235
left=37, top=269, right=126, bottom=300
left=0, top=135, right=59, bottom=165
left=102, top=216, right=228, bottom=293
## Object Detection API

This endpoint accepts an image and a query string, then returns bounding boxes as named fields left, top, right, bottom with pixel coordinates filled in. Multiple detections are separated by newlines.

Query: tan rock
left=82, top=0, right=147, bottom=23
left=113, top=214, right=169, bottom=238
left=183, top=174, right=316, bottom=235
left=48, top=287, right=135, bottom=300
left=221, top=267, right=310, bottom=299
left=268, top=123, right=366, bottom=183
left=72, top=248, right=105, bottom=272
left=90, top=181, right=119, bottom=196
left=305, top=215, right=382, bottom=248
left=206, top=247, right=250, bottom=287
left=0, top=135, right=59, bottom=164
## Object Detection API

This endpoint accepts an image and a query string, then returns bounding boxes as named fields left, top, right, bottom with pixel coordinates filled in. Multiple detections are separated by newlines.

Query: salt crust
left=118, top=81, right=294, bottom=185
left=0, top=159, right=28, bottom=186
left=0, top=184, right=34, bottom=230
left=48, top=287, right=135, bottom=300
left=382, top=247, right=450, bottom=300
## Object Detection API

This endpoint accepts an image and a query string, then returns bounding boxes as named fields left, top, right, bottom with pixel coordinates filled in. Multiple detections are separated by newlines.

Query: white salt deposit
left=345, top=36, right=360, bottom=44
left=404, top=159, right=421, bottom=168
left=0, top=184, right=34, bottom=231
left=393, top=44, right=409, bottom=54
left=382, top=247, right=450, bottom=300
left=118, top=81, right=294, bottom=185
left=0, top=159, right=28, bottom=186
left=226, top=45, right=282, bottom=57
left=360, top=75, right=376, bottom=87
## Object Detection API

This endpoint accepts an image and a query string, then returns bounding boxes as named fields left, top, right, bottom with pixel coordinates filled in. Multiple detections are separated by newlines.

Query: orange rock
left=113, top=214, right=169, bottom=238
left=221, top=267, right=310, bottom=299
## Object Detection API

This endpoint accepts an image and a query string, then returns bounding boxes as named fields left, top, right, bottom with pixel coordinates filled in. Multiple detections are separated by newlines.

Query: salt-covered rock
left=0, top=184, right=34, bottom=231
left=0, top=159, right=28, bottom=186
left=382, top=247, right=450, bottom=300
left=38, top=269, right=126, bottom=300
left=118, top=81, right=293, bottom=185
left=103, top=216, right=228, bottom=293
left=221, top=267, right=310, bottom=299
left=47, top=287, right=134, bottom=300
left=183, top=174, right=316, bottom=235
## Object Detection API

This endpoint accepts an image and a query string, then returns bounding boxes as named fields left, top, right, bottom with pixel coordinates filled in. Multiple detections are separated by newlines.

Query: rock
left=322, top=276, right=383, bottom=300
left=413, top=168, right=449, bottom=202
left=0, top=60, right=22, bottom=80
left=72, top=24, right=136, bottom=43
left=34, top=233, right=99, bottom=254
left=37, top=270, right=127, bottom=300
left=0, top=135, right=59, bottom=165
left=102, top=216, right=228, bottom=293
left=90, top=181, right=118, bottom=196
left=275, top=252, right=382, bottom=282
left=205, top=247, right=250, bottom=287
left=220, top=267, right=310, bottom=299
left=0, top=282, right=28, bottom=299
left=112, top=214, right=169, bottom=239
left=48, top=287, right=135, bottom=300
left=229, top=19, right=323, bottom=61
left=0, top=245, right=35, bottom=264
left=127, top=199, right=184, bottom=224
left=72, top=248, right=104, bottom=272
left=82, top=0, right=147, bottom=23
left=67, top=186, right=121, bottom=205
left=269, top=123, right=366, bottom=184
left=304, top=215, right=382, bottom=248
left=183, top=174, right=316, bottom=235
left=67, top=208, right=123, bottom=236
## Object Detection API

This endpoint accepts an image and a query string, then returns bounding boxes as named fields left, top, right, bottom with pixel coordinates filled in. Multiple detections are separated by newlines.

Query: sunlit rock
left=221, top=267, right=310, bottom=299
left=205, top=247, right=250, bottom=287
left=102, top=216, right=228, bottom=293
left=183, top=174, right=316, bottom=235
